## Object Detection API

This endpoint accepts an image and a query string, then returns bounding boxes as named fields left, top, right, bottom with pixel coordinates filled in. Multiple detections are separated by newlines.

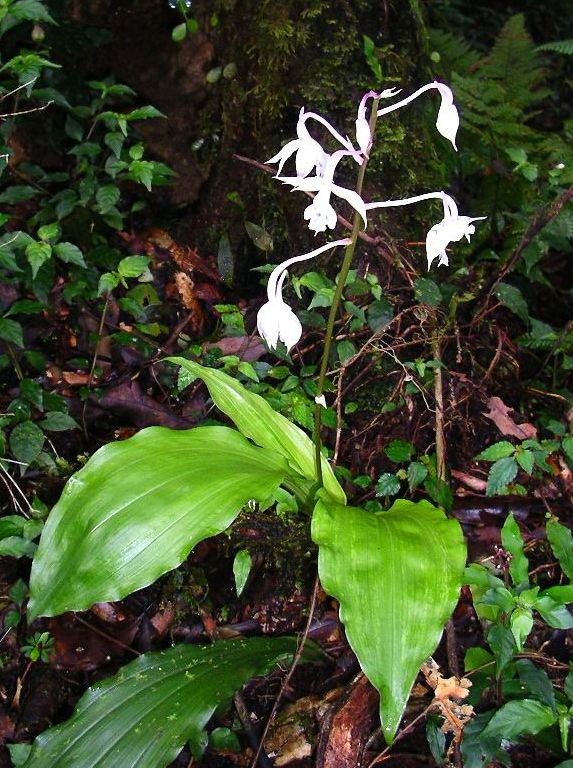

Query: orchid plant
left=25, top=80, right=473, bottom=764
left=258, top=80, right=483, bottom=352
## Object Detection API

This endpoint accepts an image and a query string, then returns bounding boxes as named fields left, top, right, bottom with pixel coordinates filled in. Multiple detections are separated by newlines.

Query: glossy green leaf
left=0, top=318, right=24, bottom=347
left=23, top=637, right=317, bottom=768
left=233, top=549, right=251, bottom=596
left=312, top=497, right=466, bottom=742
left=501, top=513, right=529, bottom=585
left=547, top=519, right=573, bottom=580
left=480, top=699, right=555, bottom=743
left=168, top=359, right=345, bottom=504
left=28, top=426, right=287, bottom=619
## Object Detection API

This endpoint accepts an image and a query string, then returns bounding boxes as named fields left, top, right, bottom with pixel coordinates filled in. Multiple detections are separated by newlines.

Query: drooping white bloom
left=278, top=150, right=367, bottom=234
left=266, top=109, right=328, bottom=179
left=257, top=238, right=352, bottom=351
left=434, top=83, right=459, bottom=151
left=365, top=191, right=484, bottom=269
left=425, top=194, right=485, bottom=269
left=376, top=81, right=460, bottom=151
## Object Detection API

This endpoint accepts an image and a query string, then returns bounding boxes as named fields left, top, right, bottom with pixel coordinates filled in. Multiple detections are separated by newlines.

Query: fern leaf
left=536, top=39, right=573, bottom=56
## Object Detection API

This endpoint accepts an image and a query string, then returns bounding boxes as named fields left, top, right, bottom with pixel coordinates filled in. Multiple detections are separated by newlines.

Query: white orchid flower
left=278, top=149, right=368, bottom=234
left=376, top=81, right=460, bottom=151
left=257, top=238, right=351, bottom=351
left=267, top=107, right=359, bottom=179
left=365, top=190, right=484, bottom=269
left=425, top=194, right=485, bottom=268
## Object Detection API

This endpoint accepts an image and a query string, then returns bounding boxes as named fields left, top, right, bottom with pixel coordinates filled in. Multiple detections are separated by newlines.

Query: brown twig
left=476, top=183, right=573, bottom=312
left=249, top=576, right=320, bottom=768
left=232, top=153, right=413, bottom=278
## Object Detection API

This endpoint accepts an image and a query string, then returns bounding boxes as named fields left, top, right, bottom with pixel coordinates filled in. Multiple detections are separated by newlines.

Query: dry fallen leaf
left=483, top=396, right=537, bottom=440
left=422, top=659, right=474, bottom=744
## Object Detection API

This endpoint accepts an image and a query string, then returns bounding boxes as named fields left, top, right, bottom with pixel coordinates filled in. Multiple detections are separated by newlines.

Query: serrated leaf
left=547, top=519, right=573, bottom=579
left=23, top=637, right=317, bottom=768
left=9, top=421, right=44, bottom=464
left=54, top=242, right=86, bottom=267
left=375, top=473, right=401, bottom=497
left=0, top=318, right=24, bottom=347
left=28, top=427, right=287, bottom=619
left=25, top=241, right=51, bottom=278
left=118, top=255, right=149, bottom=279
left=96, top=185, right=121, bottom=215
left=37, top=222, right=61, bottom=242
left=515, top=448, right=534, bottom=474
left=167, top=359, right=345, bottom=505
left=407, top=461, right=427, bottom=491
left=384, top=439, right=413, bottom=463
left=312, top=497, right=466, bottom=742
left=486, top=456, right=518, bottom=495
left=501, top=513, right=529, bottom=585
left=476, top=441, right=516, bottom=461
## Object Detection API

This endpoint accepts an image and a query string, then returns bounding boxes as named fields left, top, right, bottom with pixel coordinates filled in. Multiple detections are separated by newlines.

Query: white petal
left=436, top=101, right=459, bottom=151
left=257, top=301, right=281, bottom=349
left=278, top=303, right=303, bottom=351
left=267, top=139, right=300, bottom=176
left=425, top=222, right=450, bottom=269
left=331, top=183, right=368, bottom=229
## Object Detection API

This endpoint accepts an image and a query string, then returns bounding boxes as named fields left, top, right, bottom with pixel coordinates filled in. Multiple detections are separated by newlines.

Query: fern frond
left=536, top=39, right=573, bottom=56
left=429, top=28, right=481, bottom=76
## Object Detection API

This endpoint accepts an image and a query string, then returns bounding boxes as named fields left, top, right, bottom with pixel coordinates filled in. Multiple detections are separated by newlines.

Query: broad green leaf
left=0, top=536, right=36, bottom=558
left=480, top=699, right=555, bottom=743
left=562, top=436, right=573, bottom=465
left=0, top=318, right=24, bottom=347
left=23, top=637, right=318, bottom=768
left=312, top=497, right=466, bottom=742
left=384, top=439, right=412, bottom=463
left=168, top=359, right=345, bottom=504
left=547, top=519, right=573, bottom=580
left=515, top=448, right=535, bottom=474
left=118, top=255, right=149, bottom=279
left=476, top=441, right=515, bottom=461
left=9, top=421, right=44, bottom=464
left=28, top=426, right=287, bottom=619
left=375, top=472, right=400, bottom=497
left=54, top=242, right=86, bottom=267
left=501, top=513, right=529, bottom=585
left=39, top=412, right=79, bottom=431
left=414, top=277, right=442, bottom=307
left=25, top=241, right=52, bottom=278
left=486, top=456, right=518, bottom=495
left=494, top=282, right=529, bottom=323
left=510, top=606, right=532, bottom=650
left=515, top=659, right=556, bottom=713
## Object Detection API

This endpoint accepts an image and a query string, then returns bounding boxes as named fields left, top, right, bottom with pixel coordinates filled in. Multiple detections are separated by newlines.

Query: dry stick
left=73, top=615, right=141, bottom=657
left=81, top=293, right=111, bottom=436
left=432, top=331, right=463, bottom=768
left=476, top=182, right=573, bottom=313
left=234, top=692, right=274, bottom=768
left=249, top=575, right=320, bottom=768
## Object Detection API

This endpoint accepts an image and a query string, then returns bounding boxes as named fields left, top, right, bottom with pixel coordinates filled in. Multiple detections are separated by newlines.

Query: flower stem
left=313, top=99, right=380, bottom=488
